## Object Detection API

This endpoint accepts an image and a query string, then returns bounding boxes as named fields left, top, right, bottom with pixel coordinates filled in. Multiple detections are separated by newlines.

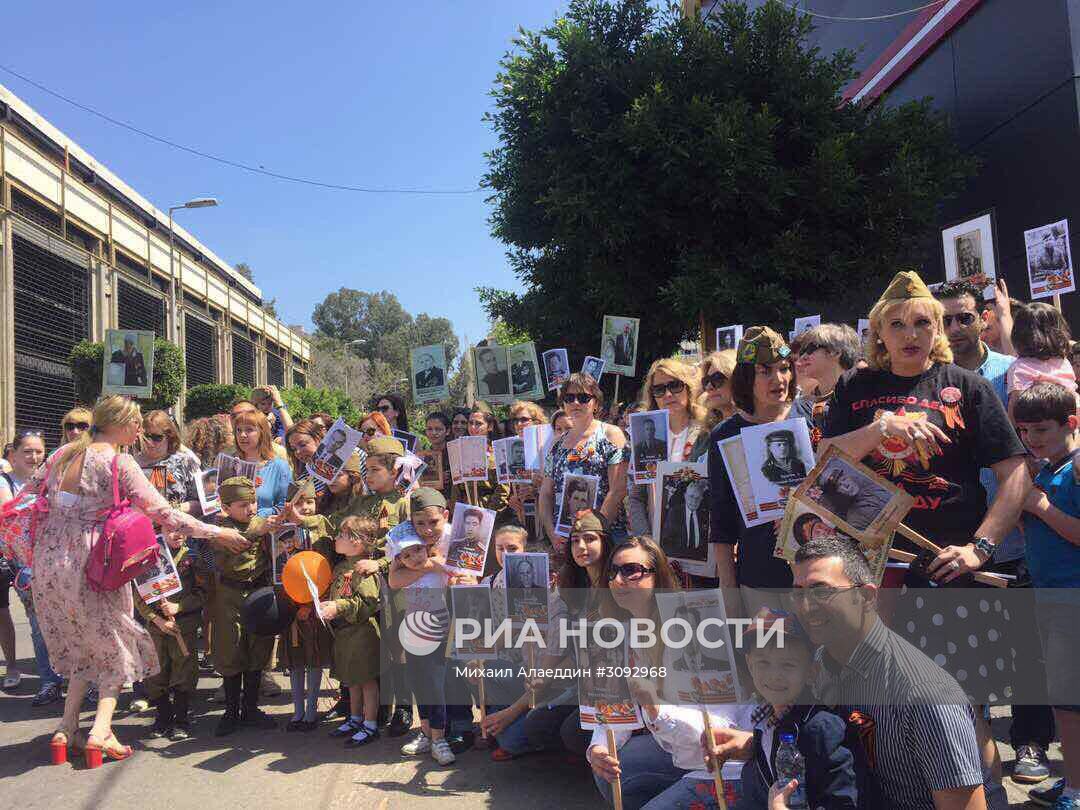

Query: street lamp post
left=167, top=197, right=219, bottom=342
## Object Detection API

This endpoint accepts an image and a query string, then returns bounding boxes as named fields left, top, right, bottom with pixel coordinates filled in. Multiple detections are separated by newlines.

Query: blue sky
left=2, top=1, right=570, bottom=343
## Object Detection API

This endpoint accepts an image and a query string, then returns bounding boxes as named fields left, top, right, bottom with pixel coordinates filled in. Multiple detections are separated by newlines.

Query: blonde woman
left=626, top=358, right=710, bottom=538
left=700, top=350, right=736, bottom=428
left=28, top=396, right=246, bottom=767
left=60, top=407, right=93, bottom=447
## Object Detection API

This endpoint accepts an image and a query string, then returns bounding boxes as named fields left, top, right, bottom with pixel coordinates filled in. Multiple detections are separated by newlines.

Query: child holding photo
left=342, top=436, right=409, bottom=554
left=320, top=516, right=383, bottom=747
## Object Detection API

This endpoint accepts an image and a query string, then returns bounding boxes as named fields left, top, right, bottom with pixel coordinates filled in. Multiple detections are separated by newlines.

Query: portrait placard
left=601, top=315, right=640, bottom=377
left=445, top=502, right=496, bottom=577
left=446, top=436, right=488, bottom=484
left=739, top=417, right=815, bottom=520
left=493, top=436, right=530, bottom=485
left=102, top=329, right=155, bottom=398
left=629, top=409, right=670, bottom=484
left=555, top=473, right=600, bottom=537
left=195, top=467, right=221, bottom=516
left=857, top=319, right=870, bottom=345
left=308, top=418, right=362, bottom=485
left=214, top=453, right=259, bottom=493
left=717, top=435, right=768, bottom=528
left=418, top=449, right=446, bottom=491
left=655, top=591, right=743, bottom=705
left=450, top=584, right=497, bottom=660
left=715, top=325, right=742, bottom=352
left=653, top=461, right=714, bottom=577
left=410, top=344, right=449, bottom=403
left=1025, top=218, right=1075, bottom=299
left=392, top=429, right=420, bottom=454
left=942, top=209, right=998, bottom=300
left=473, top=344, right=512, bottom=404
left=793, top=315, right=820, bottom=337
left=542, top=348, right=570, bottom=392
left=133, top=534, right=182, bottom=604
left=503, top=552, right=550, bottom=627
left=577, top=626, right=644, bottom=731
left=509, top=342, right=544, bottom=400
left=270, top=524, right=310, bottom=585
left=581, top=355, right=606, bottom=381
left=522, top=424, right=554, bottom=471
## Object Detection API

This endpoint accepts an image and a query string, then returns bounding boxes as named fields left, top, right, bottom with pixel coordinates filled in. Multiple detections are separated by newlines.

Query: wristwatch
left=971, top=537, right=995, bottom=562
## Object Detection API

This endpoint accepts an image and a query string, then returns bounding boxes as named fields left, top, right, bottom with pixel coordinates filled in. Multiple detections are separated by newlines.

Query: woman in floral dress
left=31, top=396, right=245, bottom=765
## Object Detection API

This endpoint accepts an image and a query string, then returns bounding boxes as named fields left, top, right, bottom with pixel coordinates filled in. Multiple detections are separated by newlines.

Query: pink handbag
left=85, top=455, right=159, bottom=592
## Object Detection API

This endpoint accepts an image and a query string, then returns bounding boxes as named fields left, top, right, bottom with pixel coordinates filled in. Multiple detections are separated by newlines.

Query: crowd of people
left=1, top=270, right=1079, bottom=809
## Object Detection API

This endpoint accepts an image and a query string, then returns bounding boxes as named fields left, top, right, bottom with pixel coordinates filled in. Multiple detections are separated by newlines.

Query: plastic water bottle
left=774, top=732, right=808, bottom=808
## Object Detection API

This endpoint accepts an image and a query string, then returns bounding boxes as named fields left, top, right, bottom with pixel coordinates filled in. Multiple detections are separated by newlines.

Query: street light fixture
left=167, top=197, right=220, bottom=341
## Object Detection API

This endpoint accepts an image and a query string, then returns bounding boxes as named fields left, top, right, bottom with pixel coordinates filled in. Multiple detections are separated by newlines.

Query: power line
left=776, top=0, right=947, bottom=22
left=0, top=64, right=483, bottom=195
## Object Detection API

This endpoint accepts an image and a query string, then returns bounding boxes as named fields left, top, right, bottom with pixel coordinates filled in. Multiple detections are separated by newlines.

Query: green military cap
left=219, top=476, right=257, bottom=505
left=366, top=436, right=405, bottom=457
left=571, top=508, right=609, bottom=536
left=342, top=452, right=364, bottom=474
left=409, top=487, right=447, bottom=514
left=737, top=326, right=791, bottom=366
left=287, top=478, right=316, bottom=501
left=878, top=269, right=933, bottom=303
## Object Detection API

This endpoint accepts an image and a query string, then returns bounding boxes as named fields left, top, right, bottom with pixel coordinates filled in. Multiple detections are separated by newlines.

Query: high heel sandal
left=49, top=725, right=80, bottom=765
left=83, top=733, right=133, bottom=769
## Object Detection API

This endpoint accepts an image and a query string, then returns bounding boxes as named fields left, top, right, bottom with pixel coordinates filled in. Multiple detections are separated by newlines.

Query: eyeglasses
left=468, top=419, right=488, bottom=428
left=63, top=421, right=90, bottom=432
left=360, top=427, right=378, bottom=437
left=780, top=585, right=860, bottom=609
left=649, top=380, right=686, bottom=398
left=942, top=312, right=978, bottom=328
left=511, top=416, right=534, bottom=425
left=562, top=393, right=594, bottom=405
left=607, top=563, right=655, bottom=582
left=377, top=404, right=393, bottom=413
left=703, top=371, right=728, bottom=390
left=144, top=432, right=166, bottom=443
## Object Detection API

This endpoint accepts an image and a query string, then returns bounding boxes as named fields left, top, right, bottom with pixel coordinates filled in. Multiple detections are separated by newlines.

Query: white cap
left=386, top=521, right=424, bottom=559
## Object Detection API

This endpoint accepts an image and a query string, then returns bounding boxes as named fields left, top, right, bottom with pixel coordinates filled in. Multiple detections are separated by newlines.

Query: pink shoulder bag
left=85, top=455, right=160, bottom=592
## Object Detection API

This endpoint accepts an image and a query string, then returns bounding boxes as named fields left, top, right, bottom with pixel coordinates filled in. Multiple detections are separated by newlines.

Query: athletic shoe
left=431, top=738, right=456, bottom=766
left=130, top=697, right=151, bottom=714
left=447, top=733, right=473, bottom=754
left=386, top=706, right=413, bottom=737
left=31, top=682, right=61, bottom=706
left=401, top=732, right=431, bottom=756
left=169, top=723, right=193, bottom=742
left=347, top=726, right=380, bottom=747
left=1031, top=779, right=1065, bottom=807
left=1013, top=744, right=1051, bottom=783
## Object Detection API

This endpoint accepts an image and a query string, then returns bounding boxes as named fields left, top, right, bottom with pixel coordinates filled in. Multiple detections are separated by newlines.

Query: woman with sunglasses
left=700, top=350, right=736, bottom=428
left=357, top=411, right=393, bottom=450
left=135, top=411, right=200, bottom=513
left=793, top=323, right=861, bottom=449
left=285, top=419, right=327, bottom=479
left=627, top=359, right=710, bottom=544
left=373, top=393, right=409, bottom=432
left=61, top=408, right=93, bottom=447
left=539, top=374, right=628, bottom=562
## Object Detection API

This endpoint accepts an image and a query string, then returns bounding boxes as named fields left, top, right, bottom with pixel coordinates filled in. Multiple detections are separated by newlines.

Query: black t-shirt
left=707, top=399, right=813, bottom=589
left=823, top=363, right=1025, bottom=548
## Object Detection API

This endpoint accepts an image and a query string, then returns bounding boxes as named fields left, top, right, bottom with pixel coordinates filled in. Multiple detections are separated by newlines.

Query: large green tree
left=481, top=0, right=976, bottom=371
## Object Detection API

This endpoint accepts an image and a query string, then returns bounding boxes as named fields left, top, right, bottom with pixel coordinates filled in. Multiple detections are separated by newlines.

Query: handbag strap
left=110, top=454, right=122, bottom=510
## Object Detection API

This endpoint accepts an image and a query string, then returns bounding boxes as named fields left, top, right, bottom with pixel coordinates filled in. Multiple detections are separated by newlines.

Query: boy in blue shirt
left=1015, top=382, right=1080, bottom=810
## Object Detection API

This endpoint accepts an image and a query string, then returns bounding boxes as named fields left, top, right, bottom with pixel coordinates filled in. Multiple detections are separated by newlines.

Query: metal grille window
left=117, top=278, right=166, bottom=336
left=66, top=221, right=101, bottom=255
left=293, top=369, right=306, bottom=389
left=266, top=345, right=285, bottom=387
left=184, top=313, right=217, bottom=387
left=232, top=332, right=255, bottom=387
left=11, top=188, right=62, bottom=235
left=116, top=250, right=148, bottom=278
left=12, top=234, right=90, bottom=449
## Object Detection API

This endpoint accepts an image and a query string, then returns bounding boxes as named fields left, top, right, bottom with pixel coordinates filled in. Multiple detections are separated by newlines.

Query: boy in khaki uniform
left=210, top=477, right=276, bottom=737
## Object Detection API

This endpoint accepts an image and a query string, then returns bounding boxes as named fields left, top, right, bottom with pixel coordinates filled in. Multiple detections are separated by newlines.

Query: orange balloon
left=282, top=551, right=332, bottom=605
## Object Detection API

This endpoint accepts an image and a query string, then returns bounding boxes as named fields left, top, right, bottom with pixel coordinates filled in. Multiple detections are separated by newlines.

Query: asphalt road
left=0, top=597, right=1060, bottom=809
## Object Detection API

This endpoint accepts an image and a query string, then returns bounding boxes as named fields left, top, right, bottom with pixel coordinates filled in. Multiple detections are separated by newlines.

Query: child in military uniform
left=136, top=533, right=204, bottom=740
left=211, top=476, right=276, bottom=737
left=344, top=436, right=409, bottom=546
left=321, top=515, right=383, bottom=746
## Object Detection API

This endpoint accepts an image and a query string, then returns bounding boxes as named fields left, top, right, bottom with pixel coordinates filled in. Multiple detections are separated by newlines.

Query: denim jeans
left=593, top=733, right=689, bottom=810
left=18, top=588, right=61, bottom=687
left=642, top=777, right=723, bottom=810
left=486, top=703, right=541, bottom=755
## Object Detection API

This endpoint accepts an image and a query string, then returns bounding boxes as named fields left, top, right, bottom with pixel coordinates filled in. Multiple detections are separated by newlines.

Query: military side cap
left=571, top=508, right=609, bottom=536
left=410, top=487, right=447, bottom=514
left=342, top=452, right=364, bottom=474
left=737, top=326, right=791, bottom=365
left=220, top=476, right=257, bottom=504
left=878, top=270, right=932, bottom=303
left=765, top=430, right=795, bottom=444
left=366, top=436, right=405, bottom=457
left=287, top=478, right=316, bottom=501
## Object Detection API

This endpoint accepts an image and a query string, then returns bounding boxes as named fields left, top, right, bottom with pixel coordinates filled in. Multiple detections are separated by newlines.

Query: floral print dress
left=31, top=446, right=223, bottom=690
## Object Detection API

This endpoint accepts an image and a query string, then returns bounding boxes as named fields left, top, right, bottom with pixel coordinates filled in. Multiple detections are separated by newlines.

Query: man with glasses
left=934, top=281, right=1012, bottom=402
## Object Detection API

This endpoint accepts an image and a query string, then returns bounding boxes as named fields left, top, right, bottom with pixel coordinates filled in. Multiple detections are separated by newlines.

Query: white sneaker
left=129, top=697, right=150, bottom=713
left=401, top=732, right=431, bottom=756
left=431, top=738, right=455, bottom=766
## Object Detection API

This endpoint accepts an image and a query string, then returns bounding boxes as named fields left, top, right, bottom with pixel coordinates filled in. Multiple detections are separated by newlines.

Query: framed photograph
left=133, top=534, right=182, bottom=604
left=793, top=315, right=820, bottom=337
left=308, top=418, right=362, bottom=485
left=1025, top=218, right=1075, bottom=299
left=411, top=344, right=449, bottom=404
left=392, top=429, right=420, bottom=454
left=555, top=473, right=600, bottom=537
left=676, top=339, right=702, bottom=364
left=717, top=435, right=767, bottom=528
left=581, top=355, right=606, bottom=381
left=522, top=424, right=554, bottom=471
left=503, top=551, right=550, bottom=627
left=102, top=329, right=154, bottom=398
left=418, top=449, right=446, bottom=491
left=542, top=348, right=570, bottom=392
left=600, top=315, right=641, bottom=377
left=739, top=417, right=815, bottom=520
left=446, top=436, right=488, bottom=484
left=473, top=344, right=512, bottom=404
left=652, top=461, right=714, bottom=576
left=655, top=591, right=743, bottom=705
left=577, top=625, right=644, bottom=731
left=715, top=325, right=743, bottom=352
left=509, top=342, right=544, bottom=400
left=269, top=523, right=310, bottom=585
left=493, top=436, right=530, bottom=485
left=214, top=453, right=259, bottom=493
left=445, top=503, right=496, bottom=577
left=195, top=467, right=220, bottom=516
left=450, top=584, right=497, bottom=660
left=857, top=318, right=870, bottom=345
left=942, top=209, right=998, bottom=300
left=629, top=409, right=670, bottom=484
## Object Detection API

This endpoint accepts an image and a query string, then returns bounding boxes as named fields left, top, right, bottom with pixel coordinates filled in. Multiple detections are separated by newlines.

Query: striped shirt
left=813, top=618, right=984, bottom=810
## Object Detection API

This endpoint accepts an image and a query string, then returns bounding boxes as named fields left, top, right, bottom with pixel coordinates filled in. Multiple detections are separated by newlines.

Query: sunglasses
left=780, top=585, right=860, bottom=609
left=797, top=343, right=821, bottom=357
left=511, top=416, right=534, bottom=424
left=377, top=404, right=394, bottom=413
left=942, top=312, right=978, bottom=328
left=607, top=562, right=655, bottom=583
left=703, top=372, right=728, bottom=389
left=64, top=422, right=90, bottom=432
left=144, top=432, right=166, bottom=443
left=360, top=427, right=378, bottom=437
left=562, top=393, right=594, bottom=405
left=16, top=429, right=43, bottom=439
left=650, top=380, right=686, bottom=398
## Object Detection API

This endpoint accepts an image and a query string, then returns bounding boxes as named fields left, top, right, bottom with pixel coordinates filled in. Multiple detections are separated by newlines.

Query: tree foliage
left=481, top=0, right=977, bottom=370
left=234, top=262, right=254, bottom=282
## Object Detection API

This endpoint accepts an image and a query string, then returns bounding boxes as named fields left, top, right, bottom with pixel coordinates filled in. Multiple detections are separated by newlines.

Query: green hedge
left=69, top=339, right=186, bottom=412
left=184, top=383, right=359, bottom=424
left=184, top=384, right=253, bottom=420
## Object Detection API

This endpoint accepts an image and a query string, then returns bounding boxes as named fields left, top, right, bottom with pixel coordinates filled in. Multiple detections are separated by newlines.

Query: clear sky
left=1, top=1, right=569, bottom=343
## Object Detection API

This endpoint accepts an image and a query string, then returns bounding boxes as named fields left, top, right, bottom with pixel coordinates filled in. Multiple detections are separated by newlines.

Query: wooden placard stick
left=700, top=710, right=729, bottom=810
left=527, top=645, right=536, bottom=709
left=895, top=524, right=1008, bottom=588
left=606, top=726, right=623, bottom=810
left=613, top=375, right=621, bottom=410
left=1053, top=293, right=1063, bottom=312
left=476, top=661, right=488, bottom=739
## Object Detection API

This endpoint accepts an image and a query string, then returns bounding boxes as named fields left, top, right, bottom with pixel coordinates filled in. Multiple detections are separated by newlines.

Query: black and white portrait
left=715, top=325, right=742, bottom=351
left=542, top=348, right=570, bottom=392
left=493, top=436, right=528, bottom=484
left=309, top=418, right=362, bottom=485
left=214, top=453, right=258, bottom=492
left=759, top=429, right=806, bottom=485
left=582, top=355, right=605, bottom=381
left=601, top=315, right=640, bottom=376
left=658, top=474, right=710, bottom=561
left=411, top=344, right=449, bottom=403
left=1024, top=219, right=1075, bottom=299
left=629, top=409, right=669, bottom=483
left=102, top=328, right=154, bottom=397
left=555, top=474, right=600, bottom=536
left=509, top=342, right=542, bottom=398
left=741, top=417, right=815, bottom=519
left=474, top=344, right=510, bottom=399
left=942, top=211, right=997, bottom=299
left=445, top=503, right=496, bottom=577
left=955, top=230, right=982, bottom=279
left=669, top=604, right=729, bottom=673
